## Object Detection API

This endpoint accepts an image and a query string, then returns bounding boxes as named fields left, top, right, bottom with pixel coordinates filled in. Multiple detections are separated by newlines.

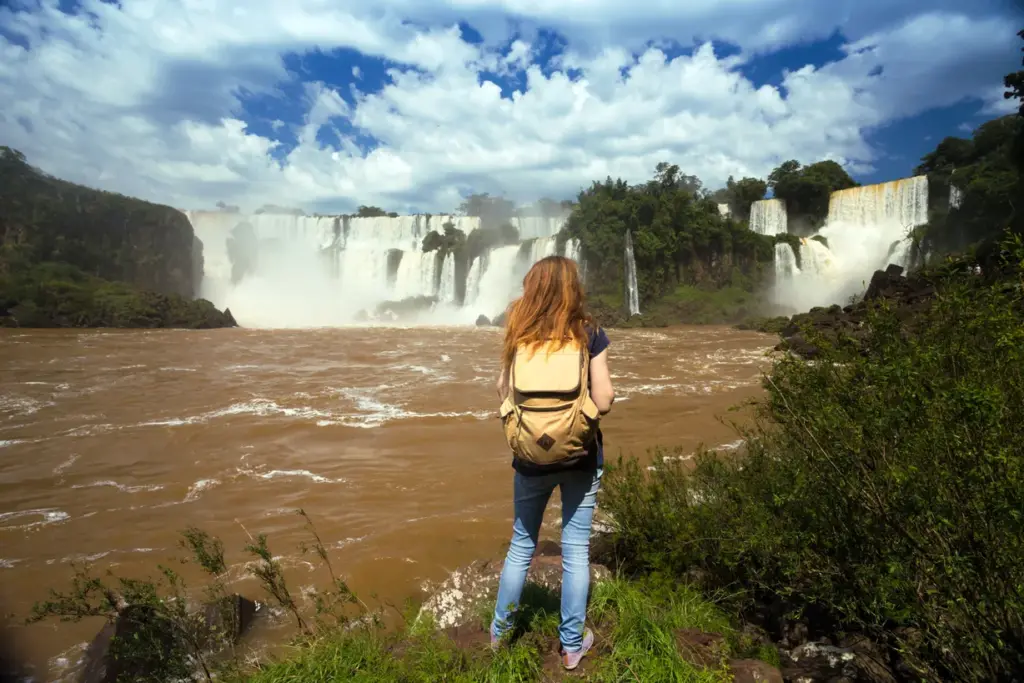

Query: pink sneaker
left=561, top=628, right=594, bottom=670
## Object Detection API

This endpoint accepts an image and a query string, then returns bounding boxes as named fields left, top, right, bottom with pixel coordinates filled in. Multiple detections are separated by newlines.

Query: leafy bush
left=0, top=260, right=234, bottom=328
left=602, top=236, right=1024, bottom=681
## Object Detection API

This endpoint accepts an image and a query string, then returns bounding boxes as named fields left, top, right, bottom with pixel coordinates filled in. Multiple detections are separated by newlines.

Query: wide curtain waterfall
left=771, top=175, right=930, bottom=311
left=749, top=199, right=788, bottom=236
left=187, top=211, right=582, bottom=328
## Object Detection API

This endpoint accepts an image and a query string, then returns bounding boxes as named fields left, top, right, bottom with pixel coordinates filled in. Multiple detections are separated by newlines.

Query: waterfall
left=563, top=238, right=582, bottom=264
left=774, top=243, right=799, bottom=279
left=749, top=199, right=788, bottom=236
left=187, top=208, right=583, bottom=327
left=437, top=253, right=457, bottom=304
left=717, top=203, right=731, bottom=218
left=473, top=245, right=522, bottom=318
left=826, top=176, right=928, bottom=228
left=771, top=175, right=930, bottom=312
left=950, top=184, right=963, bottom=210
left=624, top=230, right=641, bottom=317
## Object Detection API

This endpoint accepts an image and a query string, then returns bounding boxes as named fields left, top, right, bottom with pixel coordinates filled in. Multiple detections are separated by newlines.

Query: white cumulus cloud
left=0, top=0, right=1018, bottom=213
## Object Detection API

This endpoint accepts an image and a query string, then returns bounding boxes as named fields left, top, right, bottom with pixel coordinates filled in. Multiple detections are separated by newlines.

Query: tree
left=562, top=163, right=774, bottom=304
left=458, top=193, right=516, bottom=229
left=717, top=176, right=767, bottom=221
left=355, top=205, right=389, bottom=218
left=768, top=159, right=857, bottom=231
left=914, top=114, right=1021, bottom=252
left=1005, top=28, right=1024, bottom=230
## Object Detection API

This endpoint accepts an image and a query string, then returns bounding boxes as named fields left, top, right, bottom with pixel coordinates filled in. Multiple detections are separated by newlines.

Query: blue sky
left=0, top=0, right=1020, bottom=214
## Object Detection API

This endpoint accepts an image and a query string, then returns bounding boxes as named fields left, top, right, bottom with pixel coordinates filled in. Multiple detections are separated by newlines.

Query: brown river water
left=0, top=325, right=774, bottom=680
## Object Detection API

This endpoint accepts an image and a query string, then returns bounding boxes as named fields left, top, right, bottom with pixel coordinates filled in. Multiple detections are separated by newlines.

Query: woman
left=490, top=255, right=615, bottom=671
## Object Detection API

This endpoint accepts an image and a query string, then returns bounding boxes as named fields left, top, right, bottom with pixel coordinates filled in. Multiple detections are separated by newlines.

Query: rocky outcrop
left=416, top=540, right=611, bottom=631
left=78, top=595, right=258, bottom=683
left=0, top=147, right=237, bottom=328
left=1, top=147, right=198, bottom=298
left=776, top=265, right=937, bottom=358
left=780, top=638, right=897, bottom=683
left=475, top=314, right=490, bottom=326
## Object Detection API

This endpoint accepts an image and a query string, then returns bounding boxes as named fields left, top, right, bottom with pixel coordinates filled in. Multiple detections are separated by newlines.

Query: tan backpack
left=498, top=338, right=601, bottom=466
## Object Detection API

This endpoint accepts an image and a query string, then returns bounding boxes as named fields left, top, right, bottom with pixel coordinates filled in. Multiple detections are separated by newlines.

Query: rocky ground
left=744, top=264, right=939, bottom=359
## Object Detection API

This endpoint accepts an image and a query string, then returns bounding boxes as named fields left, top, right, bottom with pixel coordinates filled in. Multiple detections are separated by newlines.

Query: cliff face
left=0, top=147, right=235, bottom=329
left=0, top=147, right=196, bottom=297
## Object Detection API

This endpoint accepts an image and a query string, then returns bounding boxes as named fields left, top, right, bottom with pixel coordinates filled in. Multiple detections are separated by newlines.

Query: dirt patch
left=675, top=628, right=727, bottom=668
left=445, top=622, right=492, bottom=652
left=538, top=632, right=605, bottom=681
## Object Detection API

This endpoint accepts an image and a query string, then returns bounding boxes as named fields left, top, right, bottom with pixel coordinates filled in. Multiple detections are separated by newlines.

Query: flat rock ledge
left=416, top=540, right=612, bottom=631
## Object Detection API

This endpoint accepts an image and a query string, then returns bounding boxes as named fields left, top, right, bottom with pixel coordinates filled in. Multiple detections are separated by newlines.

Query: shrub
left=602, top=235, right=1024, bottom=681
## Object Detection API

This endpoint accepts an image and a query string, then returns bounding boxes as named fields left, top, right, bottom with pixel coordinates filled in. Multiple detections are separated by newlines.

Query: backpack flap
left=512, top=342, right=583, bottom=395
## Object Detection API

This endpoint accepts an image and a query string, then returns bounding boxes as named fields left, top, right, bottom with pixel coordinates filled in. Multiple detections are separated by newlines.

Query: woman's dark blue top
left=512, top=326, right=610, bottom=476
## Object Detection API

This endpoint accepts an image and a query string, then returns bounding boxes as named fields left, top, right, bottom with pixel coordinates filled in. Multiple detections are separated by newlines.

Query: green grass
left=239, top=578, right=763, bottom=683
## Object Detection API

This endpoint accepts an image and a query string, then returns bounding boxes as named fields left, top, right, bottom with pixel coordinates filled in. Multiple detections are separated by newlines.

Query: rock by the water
left=491, top=311, right=507, bottom=327
left=78, top=595, right=258, bottom=683
left=475, top=314, right=490, bottom=326
left=416, top=542, right=611, bottom=630
left=776, top=265, right=937, bottom=358
left=202, top=594, right=258, bottom=645
left=780, top=638, right=897, bottom=683
left=79, top=606, right=177, bottom=683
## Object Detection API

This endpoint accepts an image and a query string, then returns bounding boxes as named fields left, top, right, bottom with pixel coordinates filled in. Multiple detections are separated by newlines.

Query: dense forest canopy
left=709, top=176, right=768, bottom=221
left=767, top=159, right=858, bottom=234
left=914, top=113, right=1021, bottom=254
left=0, top=145, right=196, bottom=298
left=0, top=146, right=235, bottom=328
left=562, top=162, right=775, bottom=304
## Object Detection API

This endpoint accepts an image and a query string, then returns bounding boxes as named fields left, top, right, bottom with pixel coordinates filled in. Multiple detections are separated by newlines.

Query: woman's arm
left=589, top=349, right=615, bottom=414
left=496, top=364, right=510, bottom=401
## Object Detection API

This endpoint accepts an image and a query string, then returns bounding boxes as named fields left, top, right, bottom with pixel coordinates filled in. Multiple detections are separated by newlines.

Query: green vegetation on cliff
left=915, top=114, right=1022, bottom=256
left=0, top=147, right=236, bottom=329
left=766, top=159, right=858, bottom=234
left=602, top=235, right=1024, bottom=682
left=0, top=261, right=236, bottom=328
left=563, top=162, right=776, bottom=325
left=710, top=176, right=768, bottom=222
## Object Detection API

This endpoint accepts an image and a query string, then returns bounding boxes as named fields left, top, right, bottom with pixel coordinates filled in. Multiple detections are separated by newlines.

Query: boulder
left=491, top=311, right=507, bottom=327
left=729, top=659, right=784, bottom=683
left=475, top=314, right=490, bottom=326
left=416, top=542, right=611, bottom=631
left=780, top=638, right=896, bottom=683
left=675, top=628, right=727, bottom=667
left=78, top=595, right=258, bottom=683
left=79, top=605, right=176, bottom=683
left=202, top=594, right=258, bottom=645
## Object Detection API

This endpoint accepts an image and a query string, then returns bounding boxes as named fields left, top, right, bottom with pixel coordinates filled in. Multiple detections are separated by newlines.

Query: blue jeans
left=490, top=467, right=602, bottom=652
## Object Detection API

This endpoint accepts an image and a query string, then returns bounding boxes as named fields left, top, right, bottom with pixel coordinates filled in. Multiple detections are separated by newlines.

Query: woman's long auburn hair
left=502, top=255, right=593, bottom=368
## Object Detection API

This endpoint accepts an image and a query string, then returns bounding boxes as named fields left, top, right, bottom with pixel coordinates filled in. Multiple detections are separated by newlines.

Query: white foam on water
left=70, top=480, right=165, bottom=494
left=0, top=558, right=20, bottom=568
left=53, top=454, right=79, bottom=475
left=0, top=508, right=70, bottom=531
left=243, top=468, right=345, bottom=484
left=620, top=383, right=683, bottom=396
left=0, top=439, right=24, bottom=448
left=185, top=478, right=220, bottom=502
left=0, top=394, right=53, bottom=416
left=60, top=551, right=111, bottom=564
